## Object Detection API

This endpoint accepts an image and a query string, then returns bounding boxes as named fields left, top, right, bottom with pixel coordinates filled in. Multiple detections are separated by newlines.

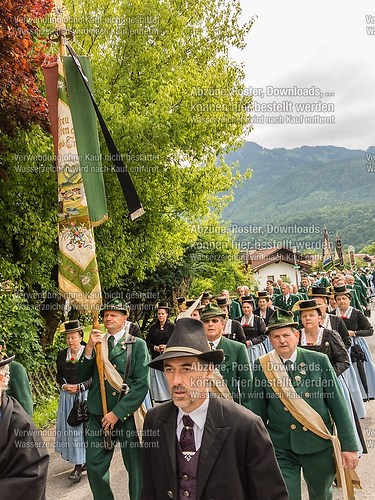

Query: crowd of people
left=1, top=267, right=374, bottom=499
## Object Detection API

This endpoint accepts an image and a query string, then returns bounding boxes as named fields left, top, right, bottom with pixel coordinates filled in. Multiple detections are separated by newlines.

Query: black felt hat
left=292, top=299, right=322, bottom=313
left=156, top=302, right=170, bottom=311
left=62, top=320, right=84, bottom=335
left=308, top=286, right=330, bottom=298
left=241, top=295, right=255, bottom=308
left=216, top=296, right=230, bottom=307
left=185, top=299, right=204, bottom=310
left=333, top=285, right=352, bottom=297
left=148, top=318, right=224, bottom=371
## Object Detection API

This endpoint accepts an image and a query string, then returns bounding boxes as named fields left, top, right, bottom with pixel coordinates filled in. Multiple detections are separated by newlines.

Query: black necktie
left=180, top=415, right=196, bottom=461
left=284, top=360, right=293, bottom=378
left=209, top=342, right=215, bottom=350
left=108, top=335, right=115, bottom=353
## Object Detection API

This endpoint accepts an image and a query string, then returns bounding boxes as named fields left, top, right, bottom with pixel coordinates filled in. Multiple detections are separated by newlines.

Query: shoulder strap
left=258, top=351, right=354, bottom=499
left=118, top=335, right=136, bottom=399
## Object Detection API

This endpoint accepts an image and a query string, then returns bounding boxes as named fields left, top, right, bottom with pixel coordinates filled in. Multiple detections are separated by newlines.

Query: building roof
left=243, top=247, right=312, bottom=272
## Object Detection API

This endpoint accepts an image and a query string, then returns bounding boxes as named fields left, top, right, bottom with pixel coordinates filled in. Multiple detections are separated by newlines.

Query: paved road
left=45, top=304, right=375, bottom=499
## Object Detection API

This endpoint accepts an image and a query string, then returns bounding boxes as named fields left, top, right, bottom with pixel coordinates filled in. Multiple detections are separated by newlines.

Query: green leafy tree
left=0, top=0, right=254, bottom=350
left=360, top=242, right=375, bottom=255
left=0, top=290, right=45, bottom=371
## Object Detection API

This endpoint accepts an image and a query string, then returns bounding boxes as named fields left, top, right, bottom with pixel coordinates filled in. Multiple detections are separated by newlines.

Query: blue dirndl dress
left=55, top=346, right=90, bottom=465
left=55, top=388, right=88, bottom=464
left=150, top=368, right=171, bottom=402
left=349, top=337, right=375, bottom=400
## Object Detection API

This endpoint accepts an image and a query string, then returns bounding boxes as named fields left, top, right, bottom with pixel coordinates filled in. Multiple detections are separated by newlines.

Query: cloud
left=235, top=0, right=375, bottom=148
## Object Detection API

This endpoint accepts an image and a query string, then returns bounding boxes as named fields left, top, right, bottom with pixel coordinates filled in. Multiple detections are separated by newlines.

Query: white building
left=243, top=247, right=313, bottom=289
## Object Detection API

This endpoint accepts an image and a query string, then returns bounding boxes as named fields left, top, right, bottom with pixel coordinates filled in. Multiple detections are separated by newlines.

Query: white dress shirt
left=176, top=397, right=209, bottom=450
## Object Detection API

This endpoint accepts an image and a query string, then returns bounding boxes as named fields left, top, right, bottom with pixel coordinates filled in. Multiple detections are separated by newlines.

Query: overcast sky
left=233, top=0, right=375, bottom=150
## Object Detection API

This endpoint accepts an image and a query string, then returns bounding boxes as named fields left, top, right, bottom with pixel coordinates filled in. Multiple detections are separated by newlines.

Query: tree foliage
left=360, top=242, right=375, bottom=255
left=0, top=0, right=53, bottom=141
left=0, top=289, right=45, bottom=371
left=0, top=0, right=254, bottom=352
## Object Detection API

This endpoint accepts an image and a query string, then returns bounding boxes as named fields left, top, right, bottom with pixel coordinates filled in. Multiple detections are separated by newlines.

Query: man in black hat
left=0, top=354, right=49, bottom=499
left=141, top=318, right=288, bottom=500
left=250, top=309, right=359, bottom=500
left=77, top=297, right=149, bottom=500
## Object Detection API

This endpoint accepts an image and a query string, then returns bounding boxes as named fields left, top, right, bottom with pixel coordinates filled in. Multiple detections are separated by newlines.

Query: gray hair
left=0, top=364, right=10, bottom=395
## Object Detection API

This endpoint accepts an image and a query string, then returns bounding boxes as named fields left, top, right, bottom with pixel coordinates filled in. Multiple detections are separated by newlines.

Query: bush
left=33, top=396, right=59, bottom=429
left=0, top=292, right=45, bottom=371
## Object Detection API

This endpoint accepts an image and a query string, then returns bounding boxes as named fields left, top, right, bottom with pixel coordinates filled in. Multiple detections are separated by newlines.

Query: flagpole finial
left=49, top=1, right=73, bottom=46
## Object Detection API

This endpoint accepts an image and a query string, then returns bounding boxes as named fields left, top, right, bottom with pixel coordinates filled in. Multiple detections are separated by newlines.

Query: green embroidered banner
left=45, top=55, right=103, bottom=312
left=63, top=56, right=108, bottom=226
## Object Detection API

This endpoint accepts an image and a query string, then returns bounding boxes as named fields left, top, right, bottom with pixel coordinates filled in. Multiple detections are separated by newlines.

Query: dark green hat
left=267, top=309, right=299, bottom=332
left=148, top=318, right=224, bottom=371
left=101, top=297, right=129, bottom=314
left=200, top=303, right=226, bottom=321
left=0, top=354, right=15, bottom=368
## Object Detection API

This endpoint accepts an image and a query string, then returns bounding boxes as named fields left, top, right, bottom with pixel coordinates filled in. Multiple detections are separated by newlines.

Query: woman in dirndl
left=311, top=287, right=365, bottom=418
left=146, top=303, right=175, bottom=403
left=294, top=298, right=366, bottom=455
left=334, top=285, right=375, bottom=400
left=55, top=320, right=91, bottom=483
left=237, top=296, right=267, bottom=366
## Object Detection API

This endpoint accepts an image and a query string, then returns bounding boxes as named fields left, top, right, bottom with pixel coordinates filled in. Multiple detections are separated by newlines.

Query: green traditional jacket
left=250, top=348, right=357, bottom=454
left=216, top=336, right=252, bottom=410
left=229, top=300, right=242, bottom=320
left=273, top=294, right=300, bottom=321
left=77, top=336, right=149, bottom=423
left=346, top=285, right=363, bottom=311
left=8, top=361, right=34, bottom=417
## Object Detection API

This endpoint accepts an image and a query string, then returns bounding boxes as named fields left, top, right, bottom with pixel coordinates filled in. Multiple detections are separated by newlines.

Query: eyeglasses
left=202, top=318, right=221, bottom=324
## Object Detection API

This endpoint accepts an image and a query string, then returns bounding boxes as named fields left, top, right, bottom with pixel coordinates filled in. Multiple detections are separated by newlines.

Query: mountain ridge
left=224, top=142, right=375, bottom=251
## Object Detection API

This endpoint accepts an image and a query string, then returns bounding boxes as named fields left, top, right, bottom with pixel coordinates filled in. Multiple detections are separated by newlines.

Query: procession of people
left=1, top=266, right=375, bottom=499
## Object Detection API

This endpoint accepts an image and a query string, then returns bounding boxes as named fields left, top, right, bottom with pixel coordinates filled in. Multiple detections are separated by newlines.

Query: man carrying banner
left=250, top=309, right=359, bottom=500
left=77, top=298, right=150, bottom=500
